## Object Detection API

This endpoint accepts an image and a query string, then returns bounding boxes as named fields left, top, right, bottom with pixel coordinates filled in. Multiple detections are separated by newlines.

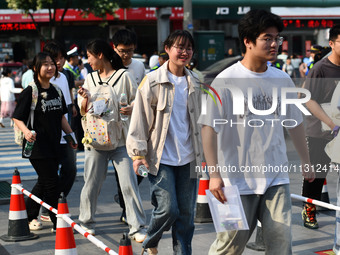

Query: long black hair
left=32, top=52, right=58, bottom=86
left=86, top=39, right=125, bottom=70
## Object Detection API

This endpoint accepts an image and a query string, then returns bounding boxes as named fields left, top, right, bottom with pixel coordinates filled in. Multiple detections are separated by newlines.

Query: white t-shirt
left=160, top=71, right=195, bottom=166
left=198, top=61, right=303, bottom=195
left=126, top=58, right=145, bottom=85
left=0, top=77, right=21, bottom=101
left=50, top=72, right=72, bottom=144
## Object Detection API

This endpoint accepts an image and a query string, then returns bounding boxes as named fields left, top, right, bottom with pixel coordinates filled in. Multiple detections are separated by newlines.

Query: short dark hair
left=86, top=39, right=125, bottom=70
left=238, top=9, right=283, bottom=54
left=43, top=40, right=67, bottom=60
left=329, top=24, right=340, bottom=41
left=112, top=29, right=137, bottom=46
left=2, top=68, right=11, bottom=77
left=32, top=52, right=58, bottom=86
left=163, top=30, right=195, bottom=51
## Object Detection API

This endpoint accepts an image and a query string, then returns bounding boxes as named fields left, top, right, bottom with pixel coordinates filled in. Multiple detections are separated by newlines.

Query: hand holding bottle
left=133, top=158, right=150, bottom=177
left=24, top=129, right=36, bottom=143
left=119, top=93, right=129, bottom=121
left=23, top=130, right=36, bottom=157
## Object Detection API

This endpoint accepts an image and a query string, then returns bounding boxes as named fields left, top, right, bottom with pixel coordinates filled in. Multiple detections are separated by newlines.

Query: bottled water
left=138, top=165, right=148, bottom=178
left=23, top=130, right=36, bottom=157
left=119, top=93, right=128, bottom=121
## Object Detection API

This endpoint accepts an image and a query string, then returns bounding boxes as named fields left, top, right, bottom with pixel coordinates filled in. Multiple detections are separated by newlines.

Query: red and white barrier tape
left=291, top=194, right=340, bottom=211
left=12, top=184, right=118, bottom=255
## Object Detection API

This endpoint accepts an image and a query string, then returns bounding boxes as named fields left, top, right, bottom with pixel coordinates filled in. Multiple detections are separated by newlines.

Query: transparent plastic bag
left=206, top=185, right=249, bottom=232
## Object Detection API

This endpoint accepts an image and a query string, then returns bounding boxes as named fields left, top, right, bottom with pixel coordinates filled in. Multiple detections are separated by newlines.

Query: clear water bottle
left=138, top=165, right=148, bottom=178
left=119, top=93, right=128, bottom=121
left=23, top=130, right=36, bottom=157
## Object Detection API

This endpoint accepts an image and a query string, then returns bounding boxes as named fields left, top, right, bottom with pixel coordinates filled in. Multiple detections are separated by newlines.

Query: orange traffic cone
left=0, top=168, right=38, bottom=242
left=55, top=193, right=77, bottom=255
left=194, top=163, right=212, bottom=223
left=118, top=233, right=133, bottom=255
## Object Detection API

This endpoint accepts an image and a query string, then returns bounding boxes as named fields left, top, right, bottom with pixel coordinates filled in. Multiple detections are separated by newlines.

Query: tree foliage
left=5, top=0, right=130, bottom=39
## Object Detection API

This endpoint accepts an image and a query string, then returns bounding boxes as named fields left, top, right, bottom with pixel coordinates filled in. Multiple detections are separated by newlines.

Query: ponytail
left=86, top=39, right=125, bottom=70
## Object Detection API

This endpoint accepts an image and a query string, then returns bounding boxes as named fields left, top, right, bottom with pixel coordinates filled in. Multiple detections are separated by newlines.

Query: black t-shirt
left=304, top=57, right=340, bottom=139
left=13, top=84, right=67, bottom=159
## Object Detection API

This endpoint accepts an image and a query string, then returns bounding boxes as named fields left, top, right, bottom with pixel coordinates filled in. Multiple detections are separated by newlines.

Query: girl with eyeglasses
left=127, top=30, right=204, bottom=255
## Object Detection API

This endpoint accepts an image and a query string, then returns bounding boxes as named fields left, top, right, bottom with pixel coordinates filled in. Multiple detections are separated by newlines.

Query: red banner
left=0, top=8, right=184, bottom=23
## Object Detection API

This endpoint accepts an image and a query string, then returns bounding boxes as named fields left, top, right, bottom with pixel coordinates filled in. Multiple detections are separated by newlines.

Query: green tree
left=5, top=0, right=130, bottom=40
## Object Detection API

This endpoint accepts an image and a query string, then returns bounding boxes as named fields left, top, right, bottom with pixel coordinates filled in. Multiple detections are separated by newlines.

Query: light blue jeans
left=143, top=162, right=197, bottom=255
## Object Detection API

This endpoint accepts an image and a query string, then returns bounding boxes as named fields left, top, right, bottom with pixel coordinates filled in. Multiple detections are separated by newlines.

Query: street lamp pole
left=183, top=0, right=193, bottom=35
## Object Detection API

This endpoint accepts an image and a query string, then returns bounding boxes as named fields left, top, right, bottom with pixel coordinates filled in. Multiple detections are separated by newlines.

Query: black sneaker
left=302, top=204, right=319, bottom=229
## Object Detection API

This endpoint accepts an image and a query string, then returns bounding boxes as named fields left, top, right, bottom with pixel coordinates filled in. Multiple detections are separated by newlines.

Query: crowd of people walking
left=2, top=8, right=340, bottom=255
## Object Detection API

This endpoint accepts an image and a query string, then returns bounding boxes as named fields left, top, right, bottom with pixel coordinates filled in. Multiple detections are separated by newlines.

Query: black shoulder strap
left=90, top=69, right=126, bottom=88
left=90, top=71, right=96, bottom=87
left=111, top=69, right=127, bottom=87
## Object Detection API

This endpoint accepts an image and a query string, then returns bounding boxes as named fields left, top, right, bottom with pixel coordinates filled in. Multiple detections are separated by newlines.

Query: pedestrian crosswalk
left=0, top=119, right=114, bottom=181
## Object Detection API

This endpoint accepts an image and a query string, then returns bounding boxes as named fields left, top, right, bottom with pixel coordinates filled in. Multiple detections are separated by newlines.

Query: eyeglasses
left=116, top=48, right=134, bottom=55
left=172, top=45, right=193, bottom=54
left=257, top=36, right=284, bottom=46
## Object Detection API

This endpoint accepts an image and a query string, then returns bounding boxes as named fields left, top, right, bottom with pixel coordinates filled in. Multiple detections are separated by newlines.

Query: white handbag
left=325, top=134, right=340, bottom=164
left=320, top=82, right=340, bottom=131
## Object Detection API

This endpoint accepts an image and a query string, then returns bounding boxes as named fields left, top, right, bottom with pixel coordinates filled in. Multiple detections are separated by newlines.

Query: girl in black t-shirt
left=13, top=52, right=76, bottom=232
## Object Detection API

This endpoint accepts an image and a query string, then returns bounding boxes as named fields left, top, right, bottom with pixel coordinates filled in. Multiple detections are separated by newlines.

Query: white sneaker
left=141, top=247, right=158, bottom=255
left=130, top=228, right=147, bottom=243
left=80, top=224, right=95, bottom=235
left=29, top=219, right=43, bottom=231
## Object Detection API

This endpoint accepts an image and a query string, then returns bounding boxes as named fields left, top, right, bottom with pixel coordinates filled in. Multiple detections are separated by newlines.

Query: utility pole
left=183, top=0, right=193, bottom=35
left=156, top=7, right=172, bottom=51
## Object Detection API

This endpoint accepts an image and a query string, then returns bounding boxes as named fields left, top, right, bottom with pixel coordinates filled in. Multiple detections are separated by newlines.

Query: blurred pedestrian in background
left=149, top=50, right=169, bottom=72
left=0, top=68, right=22, bottom=128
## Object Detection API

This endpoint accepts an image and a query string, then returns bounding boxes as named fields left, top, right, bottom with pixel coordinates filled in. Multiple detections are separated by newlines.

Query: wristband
left=332, top=125, right=340, bottom=138
left=132, top=156, right=145, bottom=161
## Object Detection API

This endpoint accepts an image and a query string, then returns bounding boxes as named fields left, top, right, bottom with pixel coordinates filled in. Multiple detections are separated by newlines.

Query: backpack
left=81, top=69, right=126, bottom=151
left=14, top=81, right=62, bottom=146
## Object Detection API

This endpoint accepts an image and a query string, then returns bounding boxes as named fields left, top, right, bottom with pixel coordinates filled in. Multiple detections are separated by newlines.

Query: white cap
left=67, top=47, right=78, bottom=56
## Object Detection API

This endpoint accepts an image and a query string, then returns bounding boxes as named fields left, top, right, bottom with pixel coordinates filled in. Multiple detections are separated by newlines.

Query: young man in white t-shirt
left=198, top=9, right=315, bottom=255
left=112, top=29, right=146, bottom=84
left=112, top=28, right=146, bottom=225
